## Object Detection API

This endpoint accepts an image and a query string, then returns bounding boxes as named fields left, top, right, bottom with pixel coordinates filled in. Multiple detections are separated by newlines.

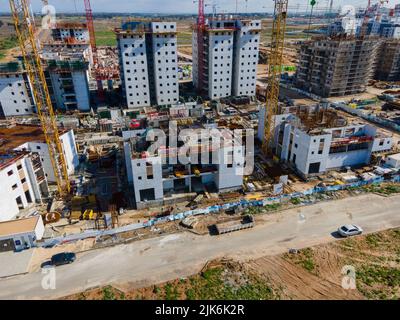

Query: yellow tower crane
left=262, top=0, right=288, bottom=155
left=9, top=0, right=70, bottom=196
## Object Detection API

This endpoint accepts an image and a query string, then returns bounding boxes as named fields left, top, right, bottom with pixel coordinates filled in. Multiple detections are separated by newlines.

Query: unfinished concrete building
left=0, top=125, right=79, bottom=183
left=43, top=58, right=91, bottom=112
left=295, top=36, right=380, bottom=97
left=259, top=106, right=393, bottom=178
left=375, top=39, right=400, bottom=81
left=116, top=21, right=179, bottom=109
left=0, top=62, right=35, bottom=118
left=192, top=18, right=261, bottom=99
left=41, top=22, right=93, bottom=66
left=123, top=125, right=246, bottom=208
left=0, top=151, right=49, bottom=222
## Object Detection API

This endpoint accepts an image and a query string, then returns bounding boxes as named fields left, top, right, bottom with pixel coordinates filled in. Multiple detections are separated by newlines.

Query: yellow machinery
left=9, top=0, right=70, bottom=195
left=262, top=0, right=289, bottom=155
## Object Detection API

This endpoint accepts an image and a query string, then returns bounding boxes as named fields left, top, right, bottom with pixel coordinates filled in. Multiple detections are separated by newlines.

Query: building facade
left=116, top=21, right=179, bottom=109
left=295, top=37, right=380, bottom=97
left=259, top=111, right=393, bottom=178
left=123, top=129, right=245, bottom=208
left=193, top=18, right=261, bottom=99
left=0, top=152, right=49, bottom=222
left=44, top=58, right=91, bottom=112
left=0, top=62, right=35, bottom=118
left=0, top=125, right=79, bottom=184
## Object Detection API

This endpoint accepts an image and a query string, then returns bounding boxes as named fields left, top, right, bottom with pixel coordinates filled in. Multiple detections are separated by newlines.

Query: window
left=17, top=164, right=22, bottom=170
left=12, top=184, right=18, bottom=190
left=7, top=170, right=13, bottom=176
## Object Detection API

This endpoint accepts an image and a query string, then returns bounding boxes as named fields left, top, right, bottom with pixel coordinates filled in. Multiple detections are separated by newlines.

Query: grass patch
left=357, top=265, right=400, bottom=299
left=290, top=197, right=301, bottom=205
left=95, top=30, right=117, bottom=47
left=364, top=183, right=400, bottom=195
left=285, top=248, right=316, bottom=274
left=0, top=36, right=18, bottom=61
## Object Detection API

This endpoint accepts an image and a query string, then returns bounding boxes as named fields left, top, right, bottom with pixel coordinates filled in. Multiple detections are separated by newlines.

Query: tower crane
left=262, top=0, right=288, bottom=155
left=9, top=0, right=70, bottom=196
left=195, top=0, right=206, bottom=95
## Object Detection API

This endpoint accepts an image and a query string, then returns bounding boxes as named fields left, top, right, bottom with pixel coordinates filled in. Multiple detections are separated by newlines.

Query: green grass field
left=95, top=30, right=117, bottom=47
left=0, top=36, right=18, bottom=62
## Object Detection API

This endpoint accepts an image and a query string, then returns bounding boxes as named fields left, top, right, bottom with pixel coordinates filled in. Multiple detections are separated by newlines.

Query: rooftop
left=0, top=125, right=68, bottom=153
left=0, top=152, right=28, bottom=171
left=0, top=216, right=40, bottom=238
left=388, top=153, right=400, bottom=161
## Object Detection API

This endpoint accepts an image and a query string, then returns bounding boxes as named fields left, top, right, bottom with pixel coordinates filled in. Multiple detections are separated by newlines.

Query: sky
left=1, top=0, right=400, bottom=14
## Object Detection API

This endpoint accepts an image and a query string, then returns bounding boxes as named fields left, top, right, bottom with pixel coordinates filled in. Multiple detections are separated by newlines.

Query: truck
left=214, top=215, right=255, bottom=235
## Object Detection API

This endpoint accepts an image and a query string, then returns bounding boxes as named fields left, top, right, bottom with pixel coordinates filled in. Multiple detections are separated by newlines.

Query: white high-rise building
left=116, top=21, right=179, bottom=109
left=232, top=20, right=261, bottom=96
left=193, top=18, right=261, bottom=99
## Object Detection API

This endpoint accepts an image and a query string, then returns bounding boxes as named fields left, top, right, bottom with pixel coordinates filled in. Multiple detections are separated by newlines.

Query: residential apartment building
left=0, top=62, right=35, bottom=118
left=123, top=128, right=245, bottom=209
left=43, top=57, right=91, bottom=112
left=258, top=107, right=393, bottom=178
left=294, top=36, right=380, bottom=97
left=0, top=152, right=49, bottom=222
left=375, top=39, right=400, bottom=81
left=192, top=18, right=261, bottom=99
left=116, top=21, right=179, bottom=109
left=42, top=22, right=93, bottom=66
left=0, top=125, right=79, bottom=184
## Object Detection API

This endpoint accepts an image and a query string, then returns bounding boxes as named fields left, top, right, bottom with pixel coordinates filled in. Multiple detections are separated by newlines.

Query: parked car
left=50, top=252, right=76, bottom=266
left=337, top=225, right=363, bottom=237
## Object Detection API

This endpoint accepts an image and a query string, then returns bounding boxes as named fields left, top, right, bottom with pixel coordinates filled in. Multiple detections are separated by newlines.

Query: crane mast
left=197, top=0, right=206, bottom=94
left=9, top=0, right=70, bottom=195
left=262, top=0, right=288, bottom=155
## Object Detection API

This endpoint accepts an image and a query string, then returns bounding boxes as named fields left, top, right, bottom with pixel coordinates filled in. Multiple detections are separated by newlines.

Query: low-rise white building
left=0, top=125, right=79, bottom=184
left=0, top=215, right=44, bottom=252
left=258, top=108, right=393, bottom=178
left=0, top=152, right=49, bottom=222
left=123, top=128, right=245, bottom=208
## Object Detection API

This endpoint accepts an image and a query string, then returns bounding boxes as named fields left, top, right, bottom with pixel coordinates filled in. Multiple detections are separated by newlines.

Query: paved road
left=1, top=193, right=400, bottom=299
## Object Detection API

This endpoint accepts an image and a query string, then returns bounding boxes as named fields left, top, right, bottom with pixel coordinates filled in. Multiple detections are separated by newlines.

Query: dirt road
left=0, top=193, right=399, bottom=299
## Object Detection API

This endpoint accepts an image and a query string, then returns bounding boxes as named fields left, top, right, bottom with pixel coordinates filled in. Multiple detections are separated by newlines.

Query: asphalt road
left=1, top=193, right=399, bottom=299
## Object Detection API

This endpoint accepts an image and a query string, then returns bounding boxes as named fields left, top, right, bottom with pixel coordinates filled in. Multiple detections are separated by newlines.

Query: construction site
left=0, top=0, right=399, bottom=301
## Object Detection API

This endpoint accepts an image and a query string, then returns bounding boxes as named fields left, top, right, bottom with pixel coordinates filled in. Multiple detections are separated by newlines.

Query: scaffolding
left=295, top=36, right=380, bottom=97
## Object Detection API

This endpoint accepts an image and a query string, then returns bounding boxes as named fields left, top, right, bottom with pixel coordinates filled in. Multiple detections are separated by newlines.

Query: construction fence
left=42, top=170, right=400, bottom=247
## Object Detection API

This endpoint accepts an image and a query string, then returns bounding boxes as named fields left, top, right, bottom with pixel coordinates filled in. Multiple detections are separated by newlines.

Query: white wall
left=207, top=21, right=235, bottom=99
left=232, top=20, right=261, bottom=96
left=131, top=156, right=164, bottom=203
left=151, top=22, right=179, bottom=105
left=118, top=32, right=151, bottom=108
left=0, top=157, right=40, bottom=221
left=0, top=73, right=34, bottom=117
left=215, top=145, right=245, bottom=190
left=15, top=130, right=78, bottom=182
left=72, top=71, right=90, bottom=111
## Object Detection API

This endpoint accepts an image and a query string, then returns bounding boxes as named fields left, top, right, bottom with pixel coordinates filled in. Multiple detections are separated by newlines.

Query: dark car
left=50, top=252, right=76, bottom=266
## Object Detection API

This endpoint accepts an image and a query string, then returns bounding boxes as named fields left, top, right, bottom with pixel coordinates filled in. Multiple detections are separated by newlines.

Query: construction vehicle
left=214, top=215, right=255, bottom=235
left=262, top=0, right=289, bottom=156
left=9, top=0, right=70, bottom=196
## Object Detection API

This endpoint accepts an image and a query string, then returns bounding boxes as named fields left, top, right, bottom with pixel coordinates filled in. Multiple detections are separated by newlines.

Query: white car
left=338, top=224, right=363, bottom=237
